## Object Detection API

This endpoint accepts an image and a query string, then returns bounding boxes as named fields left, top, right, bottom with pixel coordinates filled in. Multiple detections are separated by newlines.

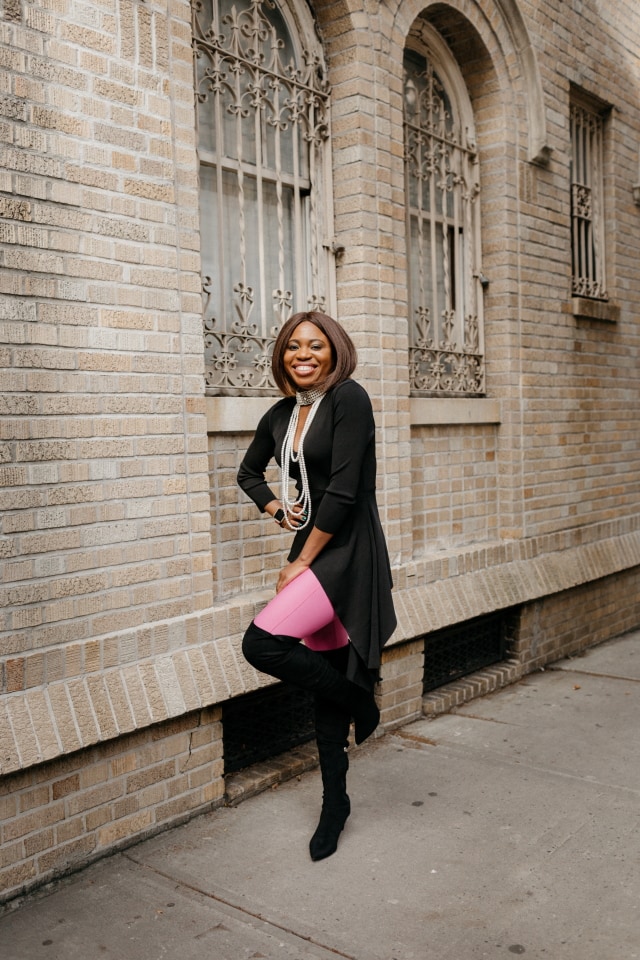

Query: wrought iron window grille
left=192, top=0, right=332, bottom=395
left=570, top=101, right=608, bottom=301
left=223, top=682, right=316, bottom=773
left=404, top=37, right=485, bottom=397
left=423, top=609, right=518, bottom=693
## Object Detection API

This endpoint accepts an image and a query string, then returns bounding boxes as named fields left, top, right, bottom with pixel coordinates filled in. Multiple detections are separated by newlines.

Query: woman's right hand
left=276, top=558, right=309, bottom=593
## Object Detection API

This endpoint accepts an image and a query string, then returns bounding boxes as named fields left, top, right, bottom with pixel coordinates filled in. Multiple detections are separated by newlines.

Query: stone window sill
left=409, top=397, right=500, bottom=426
left=571, top=297, right=620, bottom=322
left=206, top=395, right=501, bottom=432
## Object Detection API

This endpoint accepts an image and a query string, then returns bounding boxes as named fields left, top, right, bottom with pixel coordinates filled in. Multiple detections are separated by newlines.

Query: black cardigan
left=237, top=379, right=396, bottom=690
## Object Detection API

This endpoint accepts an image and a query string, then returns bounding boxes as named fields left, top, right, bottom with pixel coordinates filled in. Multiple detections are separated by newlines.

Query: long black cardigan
left=237, top=378, right=397, bottom=691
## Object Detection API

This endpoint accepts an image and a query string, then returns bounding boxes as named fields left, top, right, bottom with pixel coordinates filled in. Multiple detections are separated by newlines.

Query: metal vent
left=423, top=609, right=516, bottom=692
left=223, top=683, right=316, bottom=774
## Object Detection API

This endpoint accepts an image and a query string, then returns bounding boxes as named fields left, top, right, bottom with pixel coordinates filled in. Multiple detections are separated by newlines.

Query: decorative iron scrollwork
left=409, top=345, right=484, bottom=395
left=193, top=0, right=331, bottom=395
left=404, top=45, right=484, bottom=397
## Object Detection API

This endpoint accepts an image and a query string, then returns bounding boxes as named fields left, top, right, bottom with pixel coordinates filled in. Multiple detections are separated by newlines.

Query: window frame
left=403, top=22, right=485, bottom=398
left=569, top=87, right=611, bottom=303
left=193, top=0, right=335, bottom=397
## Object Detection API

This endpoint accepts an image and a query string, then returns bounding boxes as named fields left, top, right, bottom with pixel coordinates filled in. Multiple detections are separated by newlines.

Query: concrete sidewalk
left=1, top=631, right=639, bottom=960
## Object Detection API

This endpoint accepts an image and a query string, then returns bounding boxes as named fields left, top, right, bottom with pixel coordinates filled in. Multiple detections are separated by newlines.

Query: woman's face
left=283, top=321, right=334, bottom=391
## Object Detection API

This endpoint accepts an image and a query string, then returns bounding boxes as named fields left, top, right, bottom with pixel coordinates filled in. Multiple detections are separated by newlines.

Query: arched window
left=404, top=26, right=484, bottom=396
left=193, top=0, right=332, bottom=394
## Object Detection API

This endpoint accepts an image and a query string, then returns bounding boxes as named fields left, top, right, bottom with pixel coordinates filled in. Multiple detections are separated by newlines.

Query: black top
left=237, top=379, right=397, bottom=690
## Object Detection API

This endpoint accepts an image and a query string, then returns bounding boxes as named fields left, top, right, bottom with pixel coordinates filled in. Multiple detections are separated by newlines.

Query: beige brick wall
left=0, top=706, right=223, bottom=906
left=411, top=425, right=500, bottom=552
left=1, top=0, right=213, bottom=687
left=516, top=567, right=640, bottom=672
left=1, top=0, right=640, bottom=903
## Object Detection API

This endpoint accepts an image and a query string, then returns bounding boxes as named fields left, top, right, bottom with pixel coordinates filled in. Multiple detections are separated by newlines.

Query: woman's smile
left=284, top=321, right=334, bottom=390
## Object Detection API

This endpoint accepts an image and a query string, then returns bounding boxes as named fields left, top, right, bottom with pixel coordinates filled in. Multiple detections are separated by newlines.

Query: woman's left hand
left=276, top=559, right=309, bottom=593
left=284, top=503, right=307, bottom=529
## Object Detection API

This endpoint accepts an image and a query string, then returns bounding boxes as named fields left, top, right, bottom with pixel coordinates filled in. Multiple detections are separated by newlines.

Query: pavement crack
left=123, top=855, right=359, bottom=960
left=394, top=730, right=439, bottom=746
left=448, top=712, right=516, bottom=725
left=549, top=666, right=640, bottom=684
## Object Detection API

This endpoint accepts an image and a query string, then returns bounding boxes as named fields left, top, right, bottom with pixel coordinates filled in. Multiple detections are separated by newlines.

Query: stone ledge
left=410, top=397, right=500, bottom=425
left=224, top=741, right=320, bottom=806
left=390, top=527, right=640, bottom=645
left=3, top=527, right=640, bottom=778
left=422, top=659, right=523, bottom=716
left=570, top=297, right=620, bottom=322
left=206, top=395, right=502, bottom=432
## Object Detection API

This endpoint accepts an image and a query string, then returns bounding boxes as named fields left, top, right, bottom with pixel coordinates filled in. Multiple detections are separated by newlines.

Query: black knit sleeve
left=237, top=407, right=279, bottom=512
left=313, top=381, right=375, bottom=535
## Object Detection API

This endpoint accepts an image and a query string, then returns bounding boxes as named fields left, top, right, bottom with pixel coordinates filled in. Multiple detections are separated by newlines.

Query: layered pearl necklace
left=280, top=388, right=326, bottom=531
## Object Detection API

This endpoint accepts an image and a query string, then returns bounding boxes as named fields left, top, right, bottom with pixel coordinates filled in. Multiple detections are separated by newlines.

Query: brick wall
left=0, top=706, right=223, bottom=905
left=411, top=425, right=499, bottom=552
left=0, top=0, right=213, bottom=661
left=0, top=0, right=213, bottom=691
left=403, top=565, right=640, bottom=720
left=516, top=567, right=640, bottom=671
left=1, top=0, right=640, bottom=904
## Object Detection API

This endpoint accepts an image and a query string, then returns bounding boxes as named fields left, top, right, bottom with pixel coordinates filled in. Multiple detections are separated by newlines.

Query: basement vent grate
left=423, top=609, right=516, bottom=693
left=223, top=683, right=316, bottom=774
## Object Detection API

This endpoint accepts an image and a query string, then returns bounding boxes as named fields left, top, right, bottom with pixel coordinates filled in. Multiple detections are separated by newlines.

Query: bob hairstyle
left=271, top=311, right=358, bottom=396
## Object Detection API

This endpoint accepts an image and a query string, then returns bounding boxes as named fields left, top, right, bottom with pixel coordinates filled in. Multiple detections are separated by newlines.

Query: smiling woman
left=237, top=310, right=396, bottom=862
left=283, top=321, right=334, bottom=390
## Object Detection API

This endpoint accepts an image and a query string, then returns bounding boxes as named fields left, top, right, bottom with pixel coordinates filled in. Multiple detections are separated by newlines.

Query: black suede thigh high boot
left=309, top=648, right=351, bottom=862
left=242, top=622, right=379, bottom=745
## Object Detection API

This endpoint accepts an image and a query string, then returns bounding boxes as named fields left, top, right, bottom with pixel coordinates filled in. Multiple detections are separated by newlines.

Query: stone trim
left=570, top=297, right=620, bottom=322
left=206, top=396, right=501, bottom=432
left=410, top=398, right=500, bottom=425
left=422, top=659, right=523, bottom=716
left=3, top=526, right=640, bottom=777
left=390, top=528, right=640, bottom=644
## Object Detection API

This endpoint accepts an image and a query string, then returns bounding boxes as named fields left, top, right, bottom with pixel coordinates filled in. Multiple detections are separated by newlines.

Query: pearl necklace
left=280, top=392, right=326, bottom=531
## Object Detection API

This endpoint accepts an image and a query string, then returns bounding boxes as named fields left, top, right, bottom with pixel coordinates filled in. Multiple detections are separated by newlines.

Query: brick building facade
left=1, top=0, right=639, bottom=902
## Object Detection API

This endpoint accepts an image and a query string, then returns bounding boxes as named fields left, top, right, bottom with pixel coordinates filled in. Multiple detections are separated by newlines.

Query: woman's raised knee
left=242, top=621, right=298, bottom=670
left=242, top=621, right=269, bottom=668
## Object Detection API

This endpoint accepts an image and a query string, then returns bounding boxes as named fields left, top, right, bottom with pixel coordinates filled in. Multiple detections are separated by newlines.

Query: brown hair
left=271, top=311, right=358, bottom=396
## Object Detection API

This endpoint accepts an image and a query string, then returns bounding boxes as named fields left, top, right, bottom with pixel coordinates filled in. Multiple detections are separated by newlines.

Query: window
left=403, top=36, right=484, bottom=396
left=193, top=0, right=332, bottom=394
left=570, top=95, right=608, bottom=300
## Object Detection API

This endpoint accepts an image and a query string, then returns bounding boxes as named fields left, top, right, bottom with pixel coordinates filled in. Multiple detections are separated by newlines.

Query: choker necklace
left=296, top=387, right=325, bottom=406
left=280, top=393, right=326, bottom=530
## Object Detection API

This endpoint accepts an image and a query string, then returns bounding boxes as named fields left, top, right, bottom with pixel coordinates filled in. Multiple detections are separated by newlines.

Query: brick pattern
left=208, top=434, right=290, bottom=600
left=0, top=706, right=223, bottom=906
left=422, top=658, right=523, bottom=717
left=0, top=0, right=213, bottom=657
left=378, top=639, right=425, bottom=729
left=424, top=563, right=640, bottom=717
left=391, top=513, right=640, bottom=628
left=1, top=0, right=640, bottom=904
left=411, top=425, right=499, bottom=552
left=515, top=566, right=640, bottom=672
left=2, top=514, right=639, bottom=779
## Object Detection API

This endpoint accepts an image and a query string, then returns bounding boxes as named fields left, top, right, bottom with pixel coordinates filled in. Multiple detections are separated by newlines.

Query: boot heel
left=309, top=799, right=351, bottom=861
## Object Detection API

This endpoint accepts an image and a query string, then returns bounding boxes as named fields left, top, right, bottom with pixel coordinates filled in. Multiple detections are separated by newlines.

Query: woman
left=237, top=310, right=396, bottom=861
